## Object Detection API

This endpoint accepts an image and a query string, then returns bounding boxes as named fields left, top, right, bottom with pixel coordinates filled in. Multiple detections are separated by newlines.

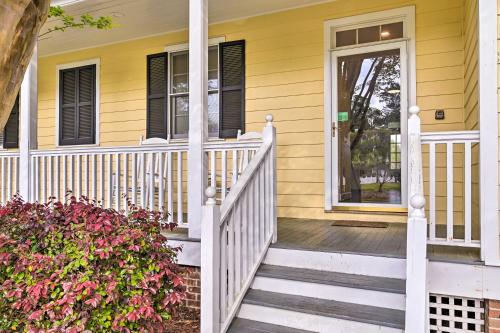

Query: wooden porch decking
left=273, top=218, right=482, bottom=264
left=167, top=217, right=482, bottom=264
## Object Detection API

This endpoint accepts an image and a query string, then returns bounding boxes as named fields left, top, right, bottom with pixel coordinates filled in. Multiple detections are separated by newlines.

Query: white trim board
left=167, top=239, right=201, bottom=267
left=164, top=36, right=225, bottom=52
left=55, top=58, right=101, bottom=147
left=323, top=6, right=416, bottom=211
left=428, top=261, right=500, bottom=300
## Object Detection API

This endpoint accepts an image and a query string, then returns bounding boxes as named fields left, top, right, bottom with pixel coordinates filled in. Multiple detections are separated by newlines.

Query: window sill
left=55, top=143, right=100, bottom=150
left=169, top=137, right=225, bottom=144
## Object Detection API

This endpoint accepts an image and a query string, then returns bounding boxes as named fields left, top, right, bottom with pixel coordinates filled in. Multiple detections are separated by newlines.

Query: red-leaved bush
left=0, top=196, right=186, bottom=332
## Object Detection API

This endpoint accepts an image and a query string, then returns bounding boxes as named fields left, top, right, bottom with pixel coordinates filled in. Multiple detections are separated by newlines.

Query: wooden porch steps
left=228, top=319, right=314, bottom=333
left=230, top=248, right=406, bottom=332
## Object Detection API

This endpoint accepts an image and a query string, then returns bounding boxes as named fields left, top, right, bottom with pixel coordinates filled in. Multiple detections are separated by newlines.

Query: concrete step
left=252, top=264, right=406, bottom=310
left=228, top=318, right=314, bottom=333
left=264, top=247, right=406, bottom=279
left=237, top=289, right=405, bottom=333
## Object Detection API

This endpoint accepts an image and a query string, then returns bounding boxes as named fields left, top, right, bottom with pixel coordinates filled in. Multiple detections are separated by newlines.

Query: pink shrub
left=0, top=196, right=186, bottom=332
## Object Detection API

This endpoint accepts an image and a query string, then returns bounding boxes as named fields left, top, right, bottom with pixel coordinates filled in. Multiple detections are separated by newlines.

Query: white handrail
left=201, top=115, right=277, bottom=333
left=421, top=130, right=480, bottom=143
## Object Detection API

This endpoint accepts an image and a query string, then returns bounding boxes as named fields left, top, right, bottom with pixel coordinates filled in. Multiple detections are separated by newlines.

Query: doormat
left=331, top=220, right=389, bottom=228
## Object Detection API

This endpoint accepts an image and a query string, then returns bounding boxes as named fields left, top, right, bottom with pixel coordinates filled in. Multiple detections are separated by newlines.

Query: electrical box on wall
left=435, top=109, right=445, bottom=120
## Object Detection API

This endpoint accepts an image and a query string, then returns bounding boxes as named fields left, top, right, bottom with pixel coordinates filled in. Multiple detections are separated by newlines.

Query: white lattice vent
left=429, top=294, right=485, bottom=333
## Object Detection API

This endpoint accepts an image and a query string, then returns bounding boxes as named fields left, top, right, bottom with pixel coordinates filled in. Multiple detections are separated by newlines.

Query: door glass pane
left=337, top=49, right=401, bottom=205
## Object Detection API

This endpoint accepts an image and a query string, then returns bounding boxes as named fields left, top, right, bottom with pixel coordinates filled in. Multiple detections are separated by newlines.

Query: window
left=390, top=134, right=401, bottom=170
left=335, top=21, right=403, bottom=48
left=59, top=64, right=96, bottom=146
left=1, top=95, right=19, bottom=149
left=146, top=40, right=245, bottom=139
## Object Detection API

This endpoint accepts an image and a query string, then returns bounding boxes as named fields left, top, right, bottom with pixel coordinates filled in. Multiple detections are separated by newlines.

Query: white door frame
left=331, top=41, right=408, bottom=208
left=323, top=6, right=416, bottom=210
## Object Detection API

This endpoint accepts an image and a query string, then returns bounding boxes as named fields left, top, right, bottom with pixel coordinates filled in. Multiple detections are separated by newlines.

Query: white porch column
left=187, top=0, right=208, bottom=238
left=19, top=45, right=38, bottom=201
left=478, top=0, right=499, bottom=265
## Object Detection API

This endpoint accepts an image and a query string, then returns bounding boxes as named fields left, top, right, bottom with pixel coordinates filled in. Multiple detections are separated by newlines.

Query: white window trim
left=323, top=6, right=416, bottom=211
left=55, top=58, right=100, bottom=147
left=164, top=37, right=225, bottom=139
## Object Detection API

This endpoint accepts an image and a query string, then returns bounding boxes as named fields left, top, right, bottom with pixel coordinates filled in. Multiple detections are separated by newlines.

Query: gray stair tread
left=257, top=264, right=405, bottom=294
left=228, top=319, right=314, bottom=333
left=243, top=289, right=405, bottom=329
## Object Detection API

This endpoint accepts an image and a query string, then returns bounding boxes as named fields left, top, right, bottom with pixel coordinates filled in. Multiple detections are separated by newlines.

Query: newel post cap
left=409, top=105, right=420, bottom=116
left=265, top=114, right=274, bottom=125
left=205, top=186, right=217, bottom=205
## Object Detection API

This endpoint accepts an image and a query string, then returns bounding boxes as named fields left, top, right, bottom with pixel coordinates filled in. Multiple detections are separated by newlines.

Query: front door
left=332, top=41, right=408, bottom=207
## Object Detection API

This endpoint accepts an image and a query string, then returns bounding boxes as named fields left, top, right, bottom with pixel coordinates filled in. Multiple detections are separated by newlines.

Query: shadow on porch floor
left=274, top=218, right=482, bottom=265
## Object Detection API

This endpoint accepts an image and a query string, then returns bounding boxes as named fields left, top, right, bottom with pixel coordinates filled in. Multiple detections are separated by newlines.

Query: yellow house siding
left=463, top=0, right=479, bottom=130
left=38, top=0, right=472, bottom=221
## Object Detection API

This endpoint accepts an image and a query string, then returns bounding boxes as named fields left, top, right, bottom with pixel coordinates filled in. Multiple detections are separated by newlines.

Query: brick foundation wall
left=488, top=300, right=500, bottom=332
left=182, top=266, right=201, bottom=310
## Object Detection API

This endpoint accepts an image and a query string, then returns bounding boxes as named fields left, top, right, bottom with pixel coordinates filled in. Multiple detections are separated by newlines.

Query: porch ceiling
left=40, top=0, right=334, bottom=57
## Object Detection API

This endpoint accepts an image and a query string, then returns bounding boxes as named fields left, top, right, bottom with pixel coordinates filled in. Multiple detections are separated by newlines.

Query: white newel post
left=201, top=187, right=221, bottom=333
left=405, top=106, right=428, bottom=333
left=19, top=45, right=38, bottom=201
left=263, top=115, right=277, bottom=243
left=187, top=0, right=208, bottom=238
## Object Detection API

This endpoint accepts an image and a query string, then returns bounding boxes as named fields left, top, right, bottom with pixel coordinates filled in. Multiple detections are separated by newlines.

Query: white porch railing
left=201, top=115, right=276, bottom=333
left=0, top=138, right=261, bottom=229
left=421, top=131, right=480, bottom=247
left=0, top=153, right=20, bottom=202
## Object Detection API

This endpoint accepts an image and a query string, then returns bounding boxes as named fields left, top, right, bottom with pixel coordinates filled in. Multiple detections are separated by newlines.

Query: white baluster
left=221, top=150, right=227, bottom=200
left=464, top=141, right=472, bottom=244
left=99, top=154, right=105, bottom=206
left=429, top=143, right=436, bottom=241
left=158, top=152, right=164, bottom=213
left=446, top=142, right=454, bottom=241
left=132, top=153, right=137, bottom=205
left=123, top=153, right=129, bottom=213
left=177, top=152, right=183, bottom=224
left=115, top=153, right=121, bottom=211
left=107, top=154, right=113, bottom=208
left=167, top=151, right=173, bottom=222
left=62, top=155, right=67, bottom=199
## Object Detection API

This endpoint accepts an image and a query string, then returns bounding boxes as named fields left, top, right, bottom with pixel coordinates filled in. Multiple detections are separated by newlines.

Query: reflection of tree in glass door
left=337, top=49, right=401, bottom=205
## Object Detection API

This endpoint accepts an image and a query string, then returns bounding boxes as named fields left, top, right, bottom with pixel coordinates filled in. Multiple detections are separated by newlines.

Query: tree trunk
left=0, top=0, right=50, bottom=129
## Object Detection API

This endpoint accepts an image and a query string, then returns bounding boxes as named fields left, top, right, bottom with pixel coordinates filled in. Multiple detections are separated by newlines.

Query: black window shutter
left=3, top=95, right=19, bottom=149
left=219, top=40, right=245, bottom=138
left=59, top=65, right=96, bottom=146
left=147, top=53, right=168, bottom=139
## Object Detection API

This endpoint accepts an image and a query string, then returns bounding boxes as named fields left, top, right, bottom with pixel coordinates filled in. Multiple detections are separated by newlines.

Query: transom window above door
left=335, top=21, right=403, bottom=48
left=146, top=40, right=245, bottom=140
